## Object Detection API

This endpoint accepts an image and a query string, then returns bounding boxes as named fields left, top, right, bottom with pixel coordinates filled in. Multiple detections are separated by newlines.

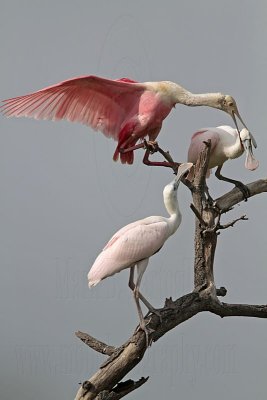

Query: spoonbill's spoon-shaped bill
left=88, top=162, right=193, bottom=344
left=1, top=75, right=249, bottom=164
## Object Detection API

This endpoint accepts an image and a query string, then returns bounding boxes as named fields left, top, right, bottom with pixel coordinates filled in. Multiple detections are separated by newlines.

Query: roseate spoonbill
left=187, top=125, right=259, bottom=198
left=88, top=162, right=193, bottom=344
left=1, top=75, right=249, bottom=164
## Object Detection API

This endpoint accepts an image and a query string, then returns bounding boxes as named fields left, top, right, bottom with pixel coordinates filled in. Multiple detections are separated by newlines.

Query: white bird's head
left=240, top=128, right=259, bottom=171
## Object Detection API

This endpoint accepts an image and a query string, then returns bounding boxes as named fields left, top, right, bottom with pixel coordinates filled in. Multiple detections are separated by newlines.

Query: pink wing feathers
left=88, top=217, right=169, bottom=286
left=1, top=75, right=145, bottom=141
left=103, top=216, right=166, bottom=250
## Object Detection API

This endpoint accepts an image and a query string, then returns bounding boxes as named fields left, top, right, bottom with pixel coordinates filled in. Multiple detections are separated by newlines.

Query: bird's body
left=88, top=215, right=176, bottom=287
left=187, top=126, right=258, bottom=198
left=2, top=75, right=248, bottom=164
left=187, top=125, right=258, bottom=175
left=88, top=163, right=193, bottom=343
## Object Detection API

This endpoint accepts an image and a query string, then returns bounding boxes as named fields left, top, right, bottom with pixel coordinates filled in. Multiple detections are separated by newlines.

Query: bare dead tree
left=74, top=143, right=267, bottom=400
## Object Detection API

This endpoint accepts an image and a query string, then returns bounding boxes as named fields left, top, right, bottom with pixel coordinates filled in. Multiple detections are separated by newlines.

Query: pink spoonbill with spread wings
left=187, top=125, right=259, bottom=198
left=88, top=162, right=193, bottom=344
left=2, top=75, right=249, bottom=164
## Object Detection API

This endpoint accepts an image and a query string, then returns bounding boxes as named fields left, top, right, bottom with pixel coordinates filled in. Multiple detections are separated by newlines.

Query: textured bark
left=216, top=178, right=267, bottom=212
left=74, top=146, right=267, bottom=400
left=75, top=331, right=116, bottom=356
left=191, top=141, right=217, bottom=292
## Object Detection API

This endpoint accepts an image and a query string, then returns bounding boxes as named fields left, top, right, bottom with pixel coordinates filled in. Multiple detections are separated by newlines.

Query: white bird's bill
left=243, top=139, right=259, bottom=171
left=249, top=132, right=257, bottom=149
left=231, top=111, right=257, bottom=149
left=240, top=128, right=259, bottom=170
left=175, top=162, right=193, bottom=181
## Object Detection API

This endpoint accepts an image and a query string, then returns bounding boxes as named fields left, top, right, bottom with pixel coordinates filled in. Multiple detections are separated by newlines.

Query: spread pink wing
left=1, top=76, right=145, bottom=140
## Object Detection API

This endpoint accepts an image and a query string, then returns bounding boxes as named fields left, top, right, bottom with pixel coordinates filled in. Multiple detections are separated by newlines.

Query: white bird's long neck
left=226, top=135, right=244, bottom=159
left=165, top=195, right=182, bottom=236
left=168, top=209, right=182, bottom=236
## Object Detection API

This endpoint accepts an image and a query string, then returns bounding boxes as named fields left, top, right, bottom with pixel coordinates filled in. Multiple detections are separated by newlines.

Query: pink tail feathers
left=88, top=269, right=101, bottom=287
left=113, top=147, right=134, bottom=164
left=88, top=279, right=101, bottom=288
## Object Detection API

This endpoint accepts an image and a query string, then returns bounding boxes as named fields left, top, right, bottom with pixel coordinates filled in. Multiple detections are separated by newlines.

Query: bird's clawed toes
left=138, top=320, right=155, bottom=347
left=152, top=308, right=163, bottom=323
left=145, top=308, right=163, bottom=323
left=235, top=182, right=250, bottom=201
left=144, top=139, right=159, bottom=154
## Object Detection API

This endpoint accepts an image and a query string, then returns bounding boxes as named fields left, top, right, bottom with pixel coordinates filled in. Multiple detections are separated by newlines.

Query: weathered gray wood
left=74, top=146, right=267, bottom=400
left=215, top=178, right=267, bottom=212
left=75, top=331, right=116, bottom=356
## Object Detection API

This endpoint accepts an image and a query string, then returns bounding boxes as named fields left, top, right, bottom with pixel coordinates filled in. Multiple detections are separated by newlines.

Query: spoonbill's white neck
left=163, top=181, right=182, bottom=236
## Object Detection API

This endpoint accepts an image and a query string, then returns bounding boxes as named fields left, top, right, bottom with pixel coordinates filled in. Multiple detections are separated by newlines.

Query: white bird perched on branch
left=187, top=125, right=258, bottom=198
left=88, top=163, right=193, bottom=344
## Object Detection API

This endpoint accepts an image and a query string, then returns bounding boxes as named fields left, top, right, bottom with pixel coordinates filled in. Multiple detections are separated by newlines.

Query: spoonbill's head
left=220, top=95, right=258, bottom=147
left=240, top=128, right=259, bottom=171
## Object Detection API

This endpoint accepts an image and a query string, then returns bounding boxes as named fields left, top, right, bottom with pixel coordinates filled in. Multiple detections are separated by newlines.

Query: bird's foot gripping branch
left=74, top=142, right=267, bottom=400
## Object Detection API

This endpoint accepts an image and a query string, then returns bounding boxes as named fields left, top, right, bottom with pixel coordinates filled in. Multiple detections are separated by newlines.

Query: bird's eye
left=228, top=102, right=234, bottom=107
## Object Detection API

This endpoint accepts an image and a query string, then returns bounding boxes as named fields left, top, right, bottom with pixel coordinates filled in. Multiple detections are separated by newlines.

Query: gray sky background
left=1, top=1, right=267, bottom=399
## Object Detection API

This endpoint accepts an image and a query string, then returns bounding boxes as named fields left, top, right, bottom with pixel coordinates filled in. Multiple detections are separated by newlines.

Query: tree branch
left=208, top=301, right=267, bottom=318
left=190, top=203, right=207, bottom=226
left=75, top=331, right=115, bottom=356
left=75, top=292, right=204, bottom=400
left=95, top=377, right=149, bottom=400
left=218, top=215, right=248, bottom=230
left=74, top=145, right=267, bottom=400
left=215, top=178, right=267, bottom=212
left=191, top=140, right=218, bottom=293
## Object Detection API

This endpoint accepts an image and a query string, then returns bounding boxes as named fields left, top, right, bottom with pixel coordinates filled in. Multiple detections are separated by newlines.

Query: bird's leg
left=128, top=267, right=162, bottom=320
left=118, top=138, right=167, bottom=165
left=144, top=139, right=159, bottom=153
left=143, top=148, right=179, bottom=170
left=132, top=261, right=155, bottom=347
left=119, top=142, right=145, bottom=153
left=215, top=166, right=250, bottom=201
left=204, top=182, right=214, bottom=205
left=119, top=138, right=179, bottom=171
left=119, top=138, right=159, bottom=155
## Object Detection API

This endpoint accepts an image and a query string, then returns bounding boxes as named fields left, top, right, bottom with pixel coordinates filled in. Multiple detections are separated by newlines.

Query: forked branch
left=74, top=145, right=267, bottom=400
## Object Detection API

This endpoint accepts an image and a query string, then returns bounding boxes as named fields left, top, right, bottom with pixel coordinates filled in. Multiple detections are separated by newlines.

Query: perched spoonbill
left=88, top=162, right=193, bottom=344
left=2, top=75, right=249, bottom=164
left=187, top=125, right=259, bottom=198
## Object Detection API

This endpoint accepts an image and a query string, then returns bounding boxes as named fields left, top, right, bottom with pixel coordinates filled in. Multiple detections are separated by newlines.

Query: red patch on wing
left=191, top=130, right=208, bottom=140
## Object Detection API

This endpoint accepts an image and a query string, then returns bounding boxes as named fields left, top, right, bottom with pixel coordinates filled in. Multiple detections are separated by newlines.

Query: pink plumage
left=88, top=217, right=169, bottom=287
left=87, top=163, right=193, bottom=342
left=187, top=129, right=220, bottom=178
left=2, top=75, right=251, bottom=165
left=1, top=75, right=174, bottom=164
